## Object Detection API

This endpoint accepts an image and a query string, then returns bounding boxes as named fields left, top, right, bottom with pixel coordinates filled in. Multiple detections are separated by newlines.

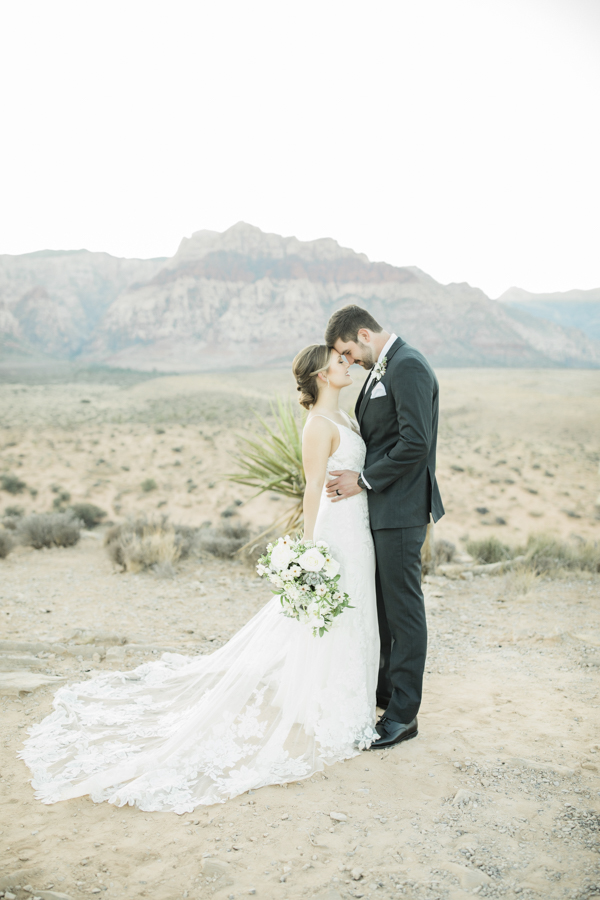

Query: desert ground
left=0, top=366, right=599, bottom=900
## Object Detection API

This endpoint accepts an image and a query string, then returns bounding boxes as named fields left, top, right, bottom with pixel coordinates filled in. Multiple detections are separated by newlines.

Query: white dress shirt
left=360, top=333, right=397, bottom=490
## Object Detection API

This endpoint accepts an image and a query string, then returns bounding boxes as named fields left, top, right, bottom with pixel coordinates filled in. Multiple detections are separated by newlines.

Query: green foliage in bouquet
left=226, top=397, right=305, bottom=535
left=256, top=536, right=353, bottom=637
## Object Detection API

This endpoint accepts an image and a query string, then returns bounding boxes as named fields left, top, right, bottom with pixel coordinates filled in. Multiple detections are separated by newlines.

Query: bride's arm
left=302, top=417, right=335, bottom=541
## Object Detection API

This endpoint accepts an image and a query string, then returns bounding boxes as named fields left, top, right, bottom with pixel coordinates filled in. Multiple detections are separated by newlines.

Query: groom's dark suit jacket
left=356, top=336, right=445, bottom=531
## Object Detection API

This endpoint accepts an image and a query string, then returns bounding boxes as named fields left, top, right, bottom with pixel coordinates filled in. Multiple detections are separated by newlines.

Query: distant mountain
left=1, top=224, right=599, bottom=371
left=0, top=249, right=166, bottom=358
left=498, top=286, right=600, bottom=343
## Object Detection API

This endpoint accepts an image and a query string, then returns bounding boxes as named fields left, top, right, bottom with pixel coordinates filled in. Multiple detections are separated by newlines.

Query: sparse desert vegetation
left=0, top=472, right=27, bottom=494
left=466, top=532, right=600, bottom=575
left=17, top=511, right=82, bottom=549
left=0, top=526, right=14, bottom=558
left=104, top=516, right=253, bottom=574
left=0, top=366, right=599, bottom=900
left=196, top=519, right=251, bottom=558
left=467, top=535, right=513, bottom=564
left=68, top=501, right=107, bottom=528
left=104, top=516, right=198, bottom=573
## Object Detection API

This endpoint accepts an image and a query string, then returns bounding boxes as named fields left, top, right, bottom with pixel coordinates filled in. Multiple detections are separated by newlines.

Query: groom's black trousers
left=373, top=524, right=428, bottom=725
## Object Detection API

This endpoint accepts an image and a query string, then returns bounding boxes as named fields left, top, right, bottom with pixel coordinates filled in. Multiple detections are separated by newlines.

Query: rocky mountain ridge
left=498, top=286, right=600, bottom=343
left=1, top=223, right=599, bottom=371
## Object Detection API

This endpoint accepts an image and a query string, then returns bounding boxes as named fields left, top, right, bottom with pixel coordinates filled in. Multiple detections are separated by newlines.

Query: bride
left=20, top=346, right=379, bottom=813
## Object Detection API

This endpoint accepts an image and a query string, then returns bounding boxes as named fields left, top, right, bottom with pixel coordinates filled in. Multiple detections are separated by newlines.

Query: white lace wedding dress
left=20, top=419, right=379, bottom=813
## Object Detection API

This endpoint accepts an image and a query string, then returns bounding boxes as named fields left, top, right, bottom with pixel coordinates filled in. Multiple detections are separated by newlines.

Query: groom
left=324, top=305, right=444, bottom=749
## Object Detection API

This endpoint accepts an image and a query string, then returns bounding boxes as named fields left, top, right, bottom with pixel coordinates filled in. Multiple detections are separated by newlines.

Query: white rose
left=297, top=547, right=325, bottom=572
left=323, top=557, right=340, bottom=578
left=270, top=541, right=296, bottom=572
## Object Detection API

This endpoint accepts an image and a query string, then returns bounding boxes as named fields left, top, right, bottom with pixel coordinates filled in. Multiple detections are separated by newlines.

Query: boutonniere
left=373, top=357, right=387, bottom=382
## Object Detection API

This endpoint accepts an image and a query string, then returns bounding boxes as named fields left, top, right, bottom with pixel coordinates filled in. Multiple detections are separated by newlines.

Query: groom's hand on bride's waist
left=326, top=470, right=362, bottom=502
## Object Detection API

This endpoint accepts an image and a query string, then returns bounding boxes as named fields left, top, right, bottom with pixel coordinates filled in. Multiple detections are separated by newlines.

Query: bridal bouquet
left=256, top=536, right=352, bottom=636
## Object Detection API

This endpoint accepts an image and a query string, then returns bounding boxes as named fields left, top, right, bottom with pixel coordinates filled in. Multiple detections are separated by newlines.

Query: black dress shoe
left=368, top=716, right=418, bottom=749
left=376, top=694, right=391, bottom=710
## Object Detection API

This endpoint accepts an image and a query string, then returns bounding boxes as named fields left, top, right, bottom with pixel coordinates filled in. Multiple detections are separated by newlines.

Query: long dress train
left=19, top=420, right=379, bottom=813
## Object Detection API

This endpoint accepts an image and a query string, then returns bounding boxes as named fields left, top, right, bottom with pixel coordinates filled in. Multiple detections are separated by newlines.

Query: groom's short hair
left=325, top=305, right=383, bottom=347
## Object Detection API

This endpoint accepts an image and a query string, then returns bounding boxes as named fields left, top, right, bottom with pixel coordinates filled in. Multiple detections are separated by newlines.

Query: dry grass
left=466, top=532, right=600, bottom=579
left=18, top=512, right=82, bottom=549
left=507, top=563, right=541, bottom=595
left=466, top=535, right=513, bottom=564
left=104, top=516, right=197, bottom=573
left=523, top=533, right=600, bottom=575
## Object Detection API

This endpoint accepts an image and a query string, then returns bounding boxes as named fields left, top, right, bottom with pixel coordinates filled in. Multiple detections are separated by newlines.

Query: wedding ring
left=336, top=489, right=341, bottom=496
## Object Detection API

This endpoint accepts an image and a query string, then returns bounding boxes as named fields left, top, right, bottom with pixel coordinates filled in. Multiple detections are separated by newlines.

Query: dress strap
left=307, top=414, right=342, bottom=430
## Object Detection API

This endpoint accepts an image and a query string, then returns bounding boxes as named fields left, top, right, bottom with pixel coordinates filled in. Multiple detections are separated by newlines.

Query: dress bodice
left=307, top=414, right=372, bottom=548
left=304, top=414, right=367, bottom=475
left=326, top=422, right=366, bottom=475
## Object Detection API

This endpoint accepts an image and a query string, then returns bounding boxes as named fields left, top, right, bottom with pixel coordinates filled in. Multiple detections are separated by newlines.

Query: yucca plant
left=226, top=397, right=305, bottom=540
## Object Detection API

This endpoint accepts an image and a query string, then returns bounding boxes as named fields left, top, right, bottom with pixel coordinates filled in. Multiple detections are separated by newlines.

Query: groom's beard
left=356, top=341, right=376, bottom=370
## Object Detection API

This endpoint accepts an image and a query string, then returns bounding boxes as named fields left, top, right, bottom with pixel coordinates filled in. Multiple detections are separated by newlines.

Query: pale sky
left=1, top=0, right=599, bottom=298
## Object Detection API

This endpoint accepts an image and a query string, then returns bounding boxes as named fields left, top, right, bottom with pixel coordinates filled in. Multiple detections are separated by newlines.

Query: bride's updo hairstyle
left=292, top=344, right=330, bottom=409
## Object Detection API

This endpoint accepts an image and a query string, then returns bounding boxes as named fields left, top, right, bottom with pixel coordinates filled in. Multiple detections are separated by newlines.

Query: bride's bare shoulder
left=304, top=413, right=336, bottom=435
left=303, top=414, right=338, bottom=446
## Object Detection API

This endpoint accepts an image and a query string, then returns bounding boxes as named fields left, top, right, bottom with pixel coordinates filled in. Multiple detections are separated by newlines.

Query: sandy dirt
left=1, top=367, right=599, bottom=900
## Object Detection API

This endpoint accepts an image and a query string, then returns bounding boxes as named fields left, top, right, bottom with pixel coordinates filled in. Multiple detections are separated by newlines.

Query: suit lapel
left=356, top=337, right=404, bottom=425
left=354, top=374, right=370, bottom=419
left=384, top=336, right=404, bottom=364
left=357, top=376, right=377, bottom=425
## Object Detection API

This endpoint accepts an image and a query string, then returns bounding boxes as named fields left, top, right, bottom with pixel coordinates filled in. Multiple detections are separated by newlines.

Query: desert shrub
left=18, top=512, right=82, bottom=549
left=466, top=536, right=513, bottom=564
left=1, top=516, right=19, bottom=531
left=1, top=474, right=27, bottom=495
left=105, top=516, right=197, bottom=573
left=421, top=528, right=455, bottom=575
left=68, top=502, right=107, bottom=528
left=524, top=533, right=600, bottom=575
left=0, top=528, right=15, bottom=558
left=197, top=521, right=251, bottom=559
left=141, top=478, right=158, bottom=492
left=4, top=505, right=24, bottom=518
left=52, top=488, right=71, bottom=512
left=435, top=539, right=456, bottom=565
